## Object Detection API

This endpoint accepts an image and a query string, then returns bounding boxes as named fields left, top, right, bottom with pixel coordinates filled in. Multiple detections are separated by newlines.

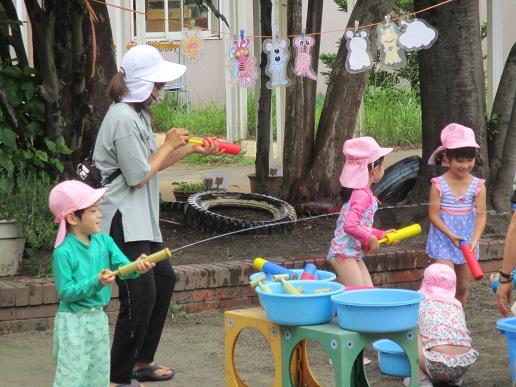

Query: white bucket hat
left=120, top=44, right=186, bottom=103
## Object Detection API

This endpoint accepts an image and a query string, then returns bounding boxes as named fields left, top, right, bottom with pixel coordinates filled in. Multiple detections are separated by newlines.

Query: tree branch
left=0, top=87, right=25, bottom=138
left=0, top=0, right=29, bottom=66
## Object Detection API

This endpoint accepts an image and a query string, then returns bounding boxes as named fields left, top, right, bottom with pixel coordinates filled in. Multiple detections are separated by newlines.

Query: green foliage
left=0, top=62, right=71, bottom=178
left=363, top=87, right=421, bottom=146
left=0, top=169, right=57, bottom=262
left=169, top=303, right=189, bottom=320
left=171, top=181, right=207, bottom=192
left=334, top=0, right=348, bottom=12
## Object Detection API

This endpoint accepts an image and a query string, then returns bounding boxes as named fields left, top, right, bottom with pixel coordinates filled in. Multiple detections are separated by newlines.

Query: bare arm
left=132, top=132, right=218, bottom=189
left=470, top=184, right=486, bottom=247
left=496, top=211, right=516, bottom=316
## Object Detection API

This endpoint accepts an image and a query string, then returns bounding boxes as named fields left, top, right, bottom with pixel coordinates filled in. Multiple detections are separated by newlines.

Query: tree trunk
left=489, top=42, right=516, bottom=211
left=82, top=2, right=117, bottom=161
left=0, top=0, right=29, bottom=66
left=293, top=0, right=394, bottom=202
left=255, top=0, right=272, bottom=194
left=410, top=0, right=487, bottom=201
left=283, top=0, right=323, bottom=201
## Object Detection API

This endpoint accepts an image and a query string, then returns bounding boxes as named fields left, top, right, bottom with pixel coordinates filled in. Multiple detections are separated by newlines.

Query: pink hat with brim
left=419, top=263, right=462, bottom=307
left=339, top=137, right=393, bottom=189
left=48, top=180, right=107, bottom=248
left=428, top=123, right=480, bottom=165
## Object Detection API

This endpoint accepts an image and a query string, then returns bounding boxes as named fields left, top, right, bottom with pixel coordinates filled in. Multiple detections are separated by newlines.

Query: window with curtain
left=142, top=0, right=220, bottom=39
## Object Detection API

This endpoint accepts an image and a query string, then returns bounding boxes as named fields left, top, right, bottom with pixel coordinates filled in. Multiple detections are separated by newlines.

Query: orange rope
left=143, top=0, right=455, bottom=39
left=91, top=0, right=146, bottom=16
left=85, top=0, right=99, bottom=79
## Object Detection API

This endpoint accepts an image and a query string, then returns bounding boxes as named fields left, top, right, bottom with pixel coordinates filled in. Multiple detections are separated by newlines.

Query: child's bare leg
left=418, top=335, right=429, bottom=378
left=455, top=264, right=471, bottom=306
left=331, top=257, right=368, bottom=286
left=357, top=260, right=374, bottom=287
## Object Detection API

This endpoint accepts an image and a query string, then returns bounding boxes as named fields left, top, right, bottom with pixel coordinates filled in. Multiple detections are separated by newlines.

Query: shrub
left=0, top=170, right=57, bottom=276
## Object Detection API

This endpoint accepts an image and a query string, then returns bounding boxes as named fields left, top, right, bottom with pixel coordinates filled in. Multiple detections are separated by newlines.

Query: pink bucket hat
left=339, top=137, right=393, bottom=189
left=428, top=123, right=480, bottom=165
left=419, top=263, right=461, bottom=307
left=48, top=180, right=107, bottom=248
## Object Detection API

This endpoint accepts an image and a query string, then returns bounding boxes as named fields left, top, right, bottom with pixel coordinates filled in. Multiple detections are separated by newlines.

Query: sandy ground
left=0, top=280, right=513, bottom=387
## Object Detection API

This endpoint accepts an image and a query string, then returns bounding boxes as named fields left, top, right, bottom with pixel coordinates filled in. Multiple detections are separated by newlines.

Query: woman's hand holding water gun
left=164, top=128, right=189, bottom=150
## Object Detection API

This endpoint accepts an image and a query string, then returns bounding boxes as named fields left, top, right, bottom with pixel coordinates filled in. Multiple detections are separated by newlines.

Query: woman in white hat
left=94, top=44, right=217, bottom=387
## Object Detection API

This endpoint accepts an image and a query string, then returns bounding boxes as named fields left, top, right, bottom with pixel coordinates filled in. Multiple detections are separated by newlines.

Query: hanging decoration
left=263, top=32, right=291, bottom=89
left=293, top=29, right=317, bottom=80
left=227, top=29, right=258, bottom=88
left=345, top=21, right=374, bottom=74
left=376, top=16, right=407, bottom=70
left=398, top=18, right=438, bottom=51
left=182, top=28, right=203, bottom=63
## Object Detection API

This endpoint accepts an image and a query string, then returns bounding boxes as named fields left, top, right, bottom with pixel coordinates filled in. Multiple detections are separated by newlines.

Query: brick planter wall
left=0, top=239, right=505, bottom=333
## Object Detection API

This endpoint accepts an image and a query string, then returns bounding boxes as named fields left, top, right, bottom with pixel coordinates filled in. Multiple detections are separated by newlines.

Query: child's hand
left=135, top=254, right=156, bottom=273
left=450, top=234, right=465, bottom=248
left=99, top=269, right=116, bottom=286
left=367, top=236, right=380, bottom=252
left=384, top=229, right=400, bottom=245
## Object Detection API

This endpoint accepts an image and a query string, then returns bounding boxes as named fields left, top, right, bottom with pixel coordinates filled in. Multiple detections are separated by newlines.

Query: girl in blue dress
left=426, top=123, right=486, bottom=306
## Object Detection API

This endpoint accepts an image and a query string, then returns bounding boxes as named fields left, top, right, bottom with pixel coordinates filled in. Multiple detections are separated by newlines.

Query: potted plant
left=171, top=181, right=208, bottom=202
left=0, top=173, right=56, bottom=277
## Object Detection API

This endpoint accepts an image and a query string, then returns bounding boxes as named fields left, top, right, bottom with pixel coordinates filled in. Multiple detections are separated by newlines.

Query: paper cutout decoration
left=376, top=18, right=406, bottom=70
left=228, top=30, right=258, bottom=88
left=293, top=32, right=317, bottom=80
left=398, top=18, right=438, bottom=51
left=345, top=29, right=374, bottom=74
left=263, top=34, right=291, bottom=88
left=182, top=28, right=203, bottom=63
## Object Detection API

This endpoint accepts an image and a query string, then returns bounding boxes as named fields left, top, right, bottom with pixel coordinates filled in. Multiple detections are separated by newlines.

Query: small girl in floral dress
left=327, top=136, right=393, bottom=288
left=404, top=263, right=478, bottom=387
left=426, top=123, right=486, bottom=305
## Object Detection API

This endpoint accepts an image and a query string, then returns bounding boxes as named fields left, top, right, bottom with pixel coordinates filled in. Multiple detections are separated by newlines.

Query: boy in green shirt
left=49, top=180, right=154, bottom=387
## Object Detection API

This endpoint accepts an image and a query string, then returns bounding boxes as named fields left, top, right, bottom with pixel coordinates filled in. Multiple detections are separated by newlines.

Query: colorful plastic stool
left=224, top=307, right=318, bottom=387
left=281, top=322, right=420, bottom=387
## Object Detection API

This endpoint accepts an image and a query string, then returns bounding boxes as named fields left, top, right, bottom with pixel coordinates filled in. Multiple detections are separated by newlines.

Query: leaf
left=45, top=139, right=56, bottom=152
left=0, top=65, right=22, bottom=79
left=0, top=154, right=14, bottom=176
left=51, top=158, right=64, bottom=173
left=34, top=150, right=49, bottom=162
left=56, top=136, right=72, bottom=154
left=0, top=127, right=18, bottom=149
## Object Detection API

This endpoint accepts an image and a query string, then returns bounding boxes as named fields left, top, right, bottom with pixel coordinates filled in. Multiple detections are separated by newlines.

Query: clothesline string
left=111, top=0, right=454, bottom=39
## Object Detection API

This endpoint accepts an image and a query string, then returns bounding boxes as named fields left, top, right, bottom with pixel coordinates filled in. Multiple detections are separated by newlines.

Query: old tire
left=372, top=156, right=420, bottom=203
left=184, top=191, right=297, bottom=234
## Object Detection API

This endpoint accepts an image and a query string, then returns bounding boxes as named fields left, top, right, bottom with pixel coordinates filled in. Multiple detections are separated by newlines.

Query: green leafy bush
left=0, top=170, right=57, bottom=275
left=0, top=62, right=71, bottom=178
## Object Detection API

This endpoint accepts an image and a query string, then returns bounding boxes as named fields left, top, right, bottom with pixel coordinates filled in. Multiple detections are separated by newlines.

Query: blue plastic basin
left=496, top=317, right=516, bottom=382
left=373, top=339, right=411, bottom=377
left=250, top=268, right=336, bottom=283
left=255, top=280, right=344, bottom=326
left=331, top=289, right=424, bottom=332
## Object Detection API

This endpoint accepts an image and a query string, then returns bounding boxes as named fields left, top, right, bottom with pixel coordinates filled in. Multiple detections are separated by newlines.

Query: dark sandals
left=133, top=364, right=175, bottom=382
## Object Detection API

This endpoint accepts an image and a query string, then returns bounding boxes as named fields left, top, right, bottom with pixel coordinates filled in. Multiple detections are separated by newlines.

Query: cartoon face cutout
left=345, top=30, right=373, bottom=74
left=376, top=22, right=406, bottom=69
left=293, top=35, right=317, bottom=80
left=228, top=37, right=257, bottom=88
left=398, top=18, right=438, bottom=51
left=263, top=38, right=291, bottom=88
left=182, top=28, right=203, bottom=64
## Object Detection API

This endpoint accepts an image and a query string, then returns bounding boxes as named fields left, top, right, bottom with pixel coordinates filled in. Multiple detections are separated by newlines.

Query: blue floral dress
left=426, top=176, right=484, bottom=264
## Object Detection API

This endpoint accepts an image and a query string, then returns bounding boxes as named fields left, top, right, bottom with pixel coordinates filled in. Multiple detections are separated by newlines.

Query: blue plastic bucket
left=496, top=317, right=516, bottom=382
left=250, top=268, right=336, bottom=283
left=373, top=339, right=411, bottom=377
left=255, top=280, right=344, bottom=326
left=331, top=289, right=424, bottom=333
